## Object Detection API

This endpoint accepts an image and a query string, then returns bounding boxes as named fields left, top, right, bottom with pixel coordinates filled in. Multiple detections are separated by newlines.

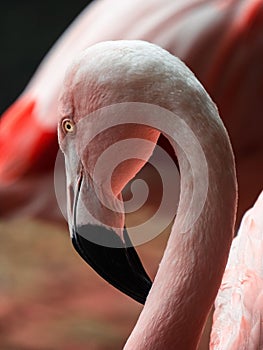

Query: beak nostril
left=68, top=185, right=74, bottom=216
left=66, top=185, right=75, bottom=230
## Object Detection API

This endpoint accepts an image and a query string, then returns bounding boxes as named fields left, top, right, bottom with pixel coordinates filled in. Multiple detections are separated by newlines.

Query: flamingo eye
left=62, top=119, right=75, bottom=133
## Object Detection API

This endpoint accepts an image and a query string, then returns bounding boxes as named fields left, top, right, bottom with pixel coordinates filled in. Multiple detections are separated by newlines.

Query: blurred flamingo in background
left=58, top=39, right=263, bottom=349
left=0, top=0, right=262, bottom=224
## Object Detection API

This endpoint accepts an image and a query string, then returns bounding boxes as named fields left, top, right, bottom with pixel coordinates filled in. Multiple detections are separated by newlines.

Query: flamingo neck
left=124, top=109, right=237, bottom=349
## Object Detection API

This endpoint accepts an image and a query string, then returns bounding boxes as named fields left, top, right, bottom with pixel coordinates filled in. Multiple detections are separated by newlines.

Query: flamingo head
left=57, top=40, right=179, bottom=303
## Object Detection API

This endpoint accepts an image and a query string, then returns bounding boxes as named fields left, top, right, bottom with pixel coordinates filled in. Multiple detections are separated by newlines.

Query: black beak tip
left=71, top=224, right=152, bottom=304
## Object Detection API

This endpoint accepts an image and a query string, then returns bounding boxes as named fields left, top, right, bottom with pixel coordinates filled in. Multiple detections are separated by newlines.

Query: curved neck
left=124, top=104, right=237, bottom=349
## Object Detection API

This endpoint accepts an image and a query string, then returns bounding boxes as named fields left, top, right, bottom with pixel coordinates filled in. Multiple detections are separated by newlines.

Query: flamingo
left=1, top=0, right=262, bottom=224
left=58, top=40, right=239, bottom=349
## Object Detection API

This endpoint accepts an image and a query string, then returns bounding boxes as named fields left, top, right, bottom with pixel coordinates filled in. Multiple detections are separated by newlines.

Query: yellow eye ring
left=62, top=119, right=75, bottom=133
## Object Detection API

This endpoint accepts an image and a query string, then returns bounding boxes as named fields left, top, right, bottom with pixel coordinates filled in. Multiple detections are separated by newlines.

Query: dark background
left=0, top=0, right=93, bottom=114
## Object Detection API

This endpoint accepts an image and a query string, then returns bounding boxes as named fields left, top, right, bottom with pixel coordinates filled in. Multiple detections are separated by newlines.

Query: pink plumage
left=211, top=190, right=263, bottom=349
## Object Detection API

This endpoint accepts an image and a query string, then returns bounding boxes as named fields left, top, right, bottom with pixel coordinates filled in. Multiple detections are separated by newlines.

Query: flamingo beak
left=66, top=164, right=152, bottom=305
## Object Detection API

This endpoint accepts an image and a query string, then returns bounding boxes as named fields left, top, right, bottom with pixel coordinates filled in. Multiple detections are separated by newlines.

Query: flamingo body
left=211, top=190, right=263, bottom=349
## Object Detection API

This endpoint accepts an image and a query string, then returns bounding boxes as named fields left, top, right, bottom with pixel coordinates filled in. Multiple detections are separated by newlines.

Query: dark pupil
left=66, top=123, right=71, bottom=130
